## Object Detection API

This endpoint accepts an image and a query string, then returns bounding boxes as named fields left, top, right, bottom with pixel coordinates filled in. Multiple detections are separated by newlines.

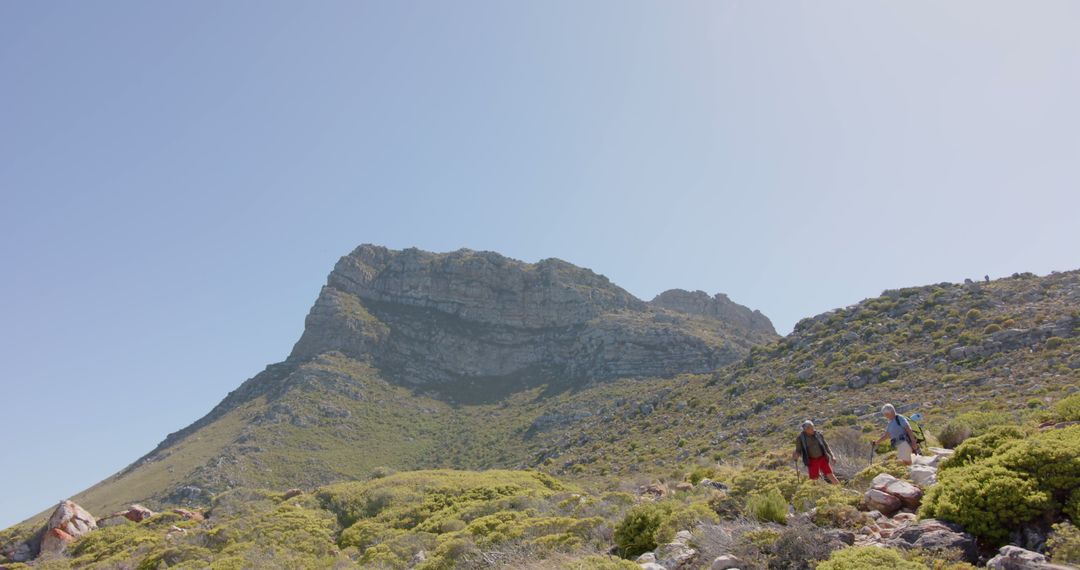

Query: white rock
left=639, top=563, right=668, bottom=570
left=636, top=552, right=657, bottom=563
left=871, top=473, right=900, bottom=490
left=712, top=554, right=743, bottom=570
left=909, top=465, right=938, bottom=487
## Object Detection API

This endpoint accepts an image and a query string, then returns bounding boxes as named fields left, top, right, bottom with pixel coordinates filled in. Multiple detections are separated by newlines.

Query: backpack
left=897, top=415, right=928, bottom=445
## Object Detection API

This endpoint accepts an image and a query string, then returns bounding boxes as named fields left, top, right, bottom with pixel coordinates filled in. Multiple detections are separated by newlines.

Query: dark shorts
left=808, top=456, right=833, bottom=479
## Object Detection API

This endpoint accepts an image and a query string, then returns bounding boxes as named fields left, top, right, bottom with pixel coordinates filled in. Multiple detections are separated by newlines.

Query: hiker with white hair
left=875, top=403, right=921, bottom=465
left=792, top=420, right=840, bottom=484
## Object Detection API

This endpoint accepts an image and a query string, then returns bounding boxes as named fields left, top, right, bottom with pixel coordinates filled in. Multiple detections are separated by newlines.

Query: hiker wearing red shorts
left=792, top=420, right=840, bottom=484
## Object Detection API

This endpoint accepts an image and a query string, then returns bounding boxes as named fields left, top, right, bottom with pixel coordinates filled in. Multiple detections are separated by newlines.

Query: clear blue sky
left=2, top=1, right=1078, bottom=528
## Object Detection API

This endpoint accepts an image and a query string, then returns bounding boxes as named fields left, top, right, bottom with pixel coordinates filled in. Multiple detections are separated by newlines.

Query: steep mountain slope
left=57, top=245, right=777, bottom=518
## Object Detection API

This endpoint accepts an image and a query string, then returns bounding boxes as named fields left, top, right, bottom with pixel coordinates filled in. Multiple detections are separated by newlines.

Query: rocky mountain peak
left=650, top=289, right=776, bottom=336
left=287, top=245, right=776, bottom=394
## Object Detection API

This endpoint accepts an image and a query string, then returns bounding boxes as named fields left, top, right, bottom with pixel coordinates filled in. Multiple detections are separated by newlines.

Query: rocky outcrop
left=286, top=246, right=776, bottom=394
left=7, top=500, right=98, bottom=562
left=889, top=519, right=978, bottom=564
left=650, top=289, right=776, bottom=336
left=947, top=317, right=1077, bottom=361
left=986, top=545, right=1075, bottom=569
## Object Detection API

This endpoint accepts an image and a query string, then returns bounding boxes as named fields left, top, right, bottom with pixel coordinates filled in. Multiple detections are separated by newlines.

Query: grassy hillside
left=527, top=270, right=1080, bottom=477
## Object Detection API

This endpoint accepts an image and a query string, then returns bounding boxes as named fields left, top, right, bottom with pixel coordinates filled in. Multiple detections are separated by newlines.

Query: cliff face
left=287, top=245, right=776, bottom=393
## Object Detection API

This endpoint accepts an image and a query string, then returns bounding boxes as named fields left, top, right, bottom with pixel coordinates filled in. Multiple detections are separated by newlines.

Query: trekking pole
left=794, top=458, right=802, bottom=482
left=868, top=443, right=875, bottom=470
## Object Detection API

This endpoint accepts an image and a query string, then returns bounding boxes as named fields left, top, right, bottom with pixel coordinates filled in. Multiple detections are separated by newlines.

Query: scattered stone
left=847, top=375, right=869, bottom=389
left=712, top=554, right=743, bottom=570
left=636, top=552, right=657, bottom=564
left=283, top=488, right=303, bottom=500
left=409, top=549, right=427, bottom=567
left=655, top=539, right=696, bottom=569
left=3, top=540, right=33, bottom=563
left=173, top=508, right=205, bottom=522
left=699, top=478, right=729, bottom=491
left=674, top=482, right=694, bottom=493
left=641, top=482, right=668, bottom=500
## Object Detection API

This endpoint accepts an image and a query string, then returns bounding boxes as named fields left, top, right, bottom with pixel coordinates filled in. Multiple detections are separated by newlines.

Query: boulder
left=711, top=554, right=743, bottom=570
left=986, top=545, right=1052, bottom=569
left=871, top=473, right=900, bottom=490
left=636, top=552, right=657, bottom=563
left=674, top=482, right=694, bottom=493
left=883, top=480, right=923, bottom=509
left=639, top=564, right=667, bottom=570
left=927, top=447, right=954, bottom=458
left=889, top=519, right=977, bottom=564
left=283, top=488, right=304, bottom=500
left=30, top=499, right=98, bottom=557
left=47, top=500, right=96, bottom=538
left=39, top=528, right=75, bottom=556
left=122, top=504, right=155, bottom=522
left=864, top=489, right=902, bottom=516
left=909, top=465, right=938, bottom=487
left=912, top=454, right=942, bottom=468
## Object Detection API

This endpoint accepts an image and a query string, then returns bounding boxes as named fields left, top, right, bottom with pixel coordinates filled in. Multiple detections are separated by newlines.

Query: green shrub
left=942, top=425, right=1025, bottom=469
left=613, top=501, right=716, bottom=557
left=613, top=502, right=676, bottom=557
left=920, top=463, right=1051, bottom=544
left=937, top=412, right=1012, bottom=448
left=689, top=465, right=717, bottom=485
left=1054, top=394, right=1080, bottom=422
left=994, top=426, right=1080, bottom=503
left=726, top=468, right=799, bottom=501
left=965, top=309, right=982, bottom=321
left=937, top=421, right=972, bottom=449
left=563, top=555, right=641, bottom=570
left=983, top=324, right=1003, bottom=334
left=1047, top=337, right=1066, bottom=349
left=817, top=546, right=926, bottom=570
left=1048, top=522, right=1080, bottom=565
left=746, top=489, right=788, bottom=524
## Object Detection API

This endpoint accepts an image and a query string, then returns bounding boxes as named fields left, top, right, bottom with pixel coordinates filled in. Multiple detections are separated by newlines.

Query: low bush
left=936, top=411, right=1012, bottom=448
left=817, top=546, right=926, bottom=570
left=941, top=425, right=1025, bottom=469
left=1048, top=522, right=1080, bottom=566
left=1054, top=393, right=1080, bottom=422
left=920, top=464, right=1050, bottom=544
left=613, top=500, right=716, bottom=558
left=746, top=489, right=788, bottom=524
